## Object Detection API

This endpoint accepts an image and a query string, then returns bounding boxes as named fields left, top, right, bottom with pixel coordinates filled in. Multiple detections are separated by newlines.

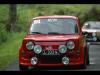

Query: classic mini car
left=19, top=15, right=89, bottom=71
left=82, top=21, right=100, bottom=42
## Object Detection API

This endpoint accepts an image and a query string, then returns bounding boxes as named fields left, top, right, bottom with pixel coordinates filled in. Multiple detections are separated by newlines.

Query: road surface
left=4, top=43, right=100, bottom=71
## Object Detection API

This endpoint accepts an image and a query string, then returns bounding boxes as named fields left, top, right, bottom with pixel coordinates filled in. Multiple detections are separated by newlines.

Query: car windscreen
left=29, top=18, right=78, bottom=34
left=83, top=22, right=100, bottom=29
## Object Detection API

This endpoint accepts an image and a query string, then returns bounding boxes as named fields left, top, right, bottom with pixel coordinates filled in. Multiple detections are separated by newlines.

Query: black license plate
left=42, top=50, right=60, bottom=55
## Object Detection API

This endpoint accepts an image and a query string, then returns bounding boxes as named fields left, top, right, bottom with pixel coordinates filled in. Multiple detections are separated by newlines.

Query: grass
left=0, top=32, right=25, bottom=70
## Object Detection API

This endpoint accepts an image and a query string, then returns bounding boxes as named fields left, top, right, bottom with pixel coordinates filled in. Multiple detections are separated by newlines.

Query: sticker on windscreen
left=48, top=19, right=58, bottom=22
left=33, top=19, right=40, bottom=24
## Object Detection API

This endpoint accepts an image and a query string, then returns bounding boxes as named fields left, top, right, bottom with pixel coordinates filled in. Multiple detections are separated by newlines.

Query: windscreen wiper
left=30, top=32, right=43, bottom=34
left=47, top=32, right=60, bottom=34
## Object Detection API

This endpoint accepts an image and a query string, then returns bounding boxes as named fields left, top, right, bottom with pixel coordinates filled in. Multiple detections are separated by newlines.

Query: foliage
left=0, top=32, right=25, bottom=70
left=1, top=4, right=100, bottom=45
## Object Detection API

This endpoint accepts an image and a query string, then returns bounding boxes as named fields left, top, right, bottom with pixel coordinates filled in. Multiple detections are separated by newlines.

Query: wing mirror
left=82, top=32, right=88, bottom=37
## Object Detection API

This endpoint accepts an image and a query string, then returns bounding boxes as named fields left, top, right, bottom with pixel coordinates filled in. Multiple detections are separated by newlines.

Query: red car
left=19, top=15, right=89, bottom=71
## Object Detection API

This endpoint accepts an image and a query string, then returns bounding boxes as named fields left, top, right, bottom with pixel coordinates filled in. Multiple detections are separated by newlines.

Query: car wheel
left=19, top=65, right=39, bottom=71
left=19, top=65, right=29, bottom=71
left=81, top=49, right=87, bottom=69
left=86, top=45, right=90, bottom=65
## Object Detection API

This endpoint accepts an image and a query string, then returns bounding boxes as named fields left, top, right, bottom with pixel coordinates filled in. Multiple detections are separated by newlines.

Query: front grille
left=40, top=56, right=62, bottom=64
left=87, top=33, right=92, bottom=36
left=85, top=33, right=94, bottom=41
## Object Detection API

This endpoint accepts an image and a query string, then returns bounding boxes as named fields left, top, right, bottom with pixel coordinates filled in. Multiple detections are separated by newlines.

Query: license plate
left=42, top=50, right=60, bottom=55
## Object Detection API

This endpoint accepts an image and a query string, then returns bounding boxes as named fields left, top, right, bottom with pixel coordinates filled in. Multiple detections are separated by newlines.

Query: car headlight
left=67, top=41, right=75, bottom=49
left=59, top=45, right=67, bottom=53
left=34, top=45, right=42, bottom=54
left=26, top=41, right=34, bottom=50
left=92, top=32, right=96, bottom=36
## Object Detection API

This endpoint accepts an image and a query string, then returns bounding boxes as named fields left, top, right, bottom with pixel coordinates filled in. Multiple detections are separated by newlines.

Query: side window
left=75, top=25, right=78, bottom=33
left=86, top=24, right=90, bottom=29
left=83, top=23, right=90, bottom=29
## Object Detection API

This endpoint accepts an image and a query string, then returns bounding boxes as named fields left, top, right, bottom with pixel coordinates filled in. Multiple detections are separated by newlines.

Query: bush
left=80, top=6, right=100, bottom=25
left=0, top=24, right=8, bottom=45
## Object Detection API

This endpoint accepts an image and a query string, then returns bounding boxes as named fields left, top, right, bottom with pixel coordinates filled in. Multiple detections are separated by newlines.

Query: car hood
left=82, top=29, right=100, bottom=33
left=24, top=34, right=80, bottom=41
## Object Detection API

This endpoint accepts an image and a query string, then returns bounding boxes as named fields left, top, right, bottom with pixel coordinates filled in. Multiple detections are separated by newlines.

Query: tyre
left=19, top=65, right=39, bottom=71
left=86, top=45, right=90, bottom=65
left=81, top=49, right=87, bottom=69
left=19, top=65, right=29, bottom=71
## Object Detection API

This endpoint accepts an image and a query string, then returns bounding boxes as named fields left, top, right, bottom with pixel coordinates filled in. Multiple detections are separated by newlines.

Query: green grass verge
left=0, top=32, right=25, bottom=70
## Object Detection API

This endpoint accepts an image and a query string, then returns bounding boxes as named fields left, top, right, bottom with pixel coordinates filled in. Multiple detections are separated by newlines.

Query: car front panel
left=19, top=40, right=84, bottom=67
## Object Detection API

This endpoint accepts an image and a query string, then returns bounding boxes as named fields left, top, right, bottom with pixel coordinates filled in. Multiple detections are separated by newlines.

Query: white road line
left=89, top=58, right=100, bottom=64
left=90, top=62, right=95, bottom=64
left=90, top=58, right=96, bottom=64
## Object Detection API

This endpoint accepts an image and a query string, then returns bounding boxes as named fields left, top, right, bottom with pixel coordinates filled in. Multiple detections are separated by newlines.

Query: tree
left=9, top=4, right=17, bottom=32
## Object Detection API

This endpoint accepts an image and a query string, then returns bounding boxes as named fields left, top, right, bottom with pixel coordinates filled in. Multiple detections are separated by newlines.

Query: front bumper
left=19, top=56, right=84, bottom=67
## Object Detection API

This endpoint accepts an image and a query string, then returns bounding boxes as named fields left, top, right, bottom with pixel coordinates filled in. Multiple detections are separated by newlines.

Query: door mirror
left=82, top=32, right=88, bottom=37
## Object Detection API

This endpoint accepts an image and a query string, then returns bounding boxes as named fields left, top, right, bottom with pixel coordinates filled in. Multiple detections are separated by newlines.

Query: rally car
left=82, top=21, right=100, bottom=42
left=19, top=15, right=89, bottom=71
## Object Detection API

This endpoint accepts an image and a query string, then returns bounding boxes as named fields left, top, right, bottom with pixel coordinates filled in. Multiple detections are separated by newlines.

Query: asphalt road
left=4, top=43, right=100, bottom=71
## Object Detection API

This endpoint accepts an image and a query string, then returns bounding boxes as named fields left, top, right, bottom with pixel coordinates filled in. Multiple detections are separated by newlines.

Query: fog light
left=31, top=57, right=37, bottom=65
left=62, top=57, right=69, bottom=65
